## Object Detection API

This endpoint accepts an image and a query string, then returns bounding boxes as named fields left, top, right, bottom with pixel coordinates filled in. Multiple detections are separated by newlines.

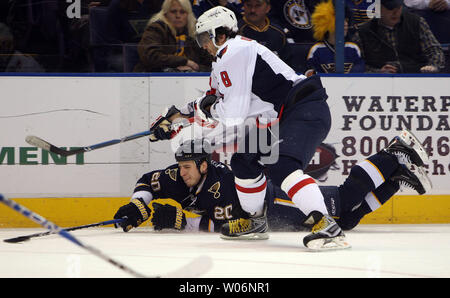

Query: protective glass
left=195, top=31, right=213, bottom=48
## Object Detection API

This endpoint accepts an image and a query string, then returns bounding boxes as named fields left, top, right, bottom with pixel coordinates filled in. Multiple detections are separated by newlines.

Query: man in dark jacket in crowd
left=352, top=0, right=445, bottom=73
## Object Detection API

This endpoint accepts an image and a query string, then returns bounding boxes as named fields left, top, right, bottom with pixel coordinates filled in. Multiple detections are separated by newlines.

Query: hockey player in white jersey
left=150, top=6, right=347, bottom=250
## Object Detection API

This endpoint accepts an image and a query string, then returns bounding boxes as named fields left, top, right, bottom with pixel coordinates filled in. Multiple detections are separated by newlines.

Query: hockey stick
left=0, top=195, right=146, bottom=277
left=25, top=131, right=151, bottom=157
left=3, top=218, right=124, bottom=243
left=25, top=117, right=195, bottom=157
left=0, top=194, right=212, bottom=277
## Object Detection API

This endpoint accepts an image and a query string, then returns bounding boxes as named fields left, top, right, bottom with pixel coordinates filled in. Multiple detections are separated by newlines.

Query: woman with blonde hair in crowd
left=134, top=0, right=212, bottom=72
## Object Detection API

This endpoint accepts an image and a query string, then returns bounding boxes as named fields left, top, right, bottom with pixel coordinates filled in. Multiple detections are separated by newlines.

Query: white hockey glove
left=191, top=94, right=219, bottom=127
left=149, top=105, right=180, bottom=142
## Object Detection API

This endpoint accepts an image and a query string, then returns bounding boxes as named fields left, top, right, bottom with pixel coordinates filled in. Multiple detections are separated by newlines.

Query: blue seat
left=89, top=7, right=110, bottom=46
left=89, top=6, right=123, bottom=72
left=122, top=43, right=140, bottom=72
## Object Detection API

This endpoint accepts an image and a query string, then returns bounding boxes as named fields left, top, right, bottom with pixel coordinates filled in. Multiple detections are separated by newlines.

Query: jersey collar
left=242, top=16, right=271, bottom=32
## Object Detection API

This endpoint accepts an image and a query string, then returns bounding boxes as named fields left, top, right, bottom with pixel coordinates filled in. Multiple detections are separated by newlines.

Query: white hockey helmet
left=195, top=6, right=238, bottom=48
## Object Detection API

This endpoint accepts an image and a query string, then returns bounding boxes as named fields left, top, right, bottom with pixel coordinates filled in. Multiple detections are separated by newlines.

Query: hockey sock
left=366, top=151, right=399, bottom=180
left=365, top=180, right=400, bottom=212
left=235, top=174, right=267, bottom=217
left=230, top=153, right=267, bottom=217
left=339, top=151, right=398, bottom=212
left=337, top=180, right=400, bottom=230
left=281, top=169, right=329, bottom=216
left=269, top=155, right=328, bottom=216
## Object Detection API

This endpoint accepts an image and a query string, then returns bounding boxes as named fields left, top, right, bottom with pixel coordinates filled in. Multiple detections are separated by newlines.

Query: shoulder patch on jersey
left=217, top=45, right=228, bottom=59
left=165, top=168, right=178, bottom=181
left=208, top=181, right=221, bottom=199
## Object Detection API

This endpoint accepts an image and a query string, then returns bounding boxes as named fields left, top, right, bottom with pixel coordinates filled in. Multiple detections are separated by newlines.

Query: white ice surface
left=0, top=224, right=449, bottom=278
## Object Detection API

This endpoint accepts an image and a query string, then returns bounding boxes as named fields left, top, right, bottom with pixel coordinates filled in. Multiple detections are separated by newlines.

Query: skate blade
left=220, top=232, right=269, bottom=240
left=399, top=130, right=429, bottom=165
left=305, top=236, right=351, bottom=251
left=414, top=166, right=433, bottom=194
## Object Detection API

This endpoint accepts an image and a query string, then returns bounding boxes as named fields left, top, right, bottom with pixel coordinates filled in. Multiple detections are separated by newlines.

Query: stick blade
left=25, top=135, right=52, bottom=151
left=161, top=255, right=213, bottom=278
left=3, top=236, right=30, bottom=243
left=25, top=135, right=75, bottom=156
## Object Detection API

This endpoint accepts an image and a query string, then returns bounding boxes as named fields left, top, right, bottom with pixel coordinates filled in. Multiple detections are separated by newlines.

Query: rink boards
left=0, top=74, right=449, bottom=227
left=1, top=195, right=449, bottom=228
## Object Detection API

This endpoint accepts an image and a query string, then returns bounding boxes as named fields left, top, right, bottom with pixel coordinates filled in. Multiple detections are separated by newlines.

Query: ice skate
left=384, top=130, right=429, bottom=167
left=220, top=209, right=269, bottom=240
left=391, top=164, right=432, bottom=195
left=302, top=211, right=351, bottom=251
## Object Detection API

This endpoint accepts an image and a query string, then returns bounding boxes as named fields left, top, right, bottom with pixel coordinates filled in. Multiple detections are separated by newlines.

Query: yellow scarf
left=175, top=34, right=186, bottom=57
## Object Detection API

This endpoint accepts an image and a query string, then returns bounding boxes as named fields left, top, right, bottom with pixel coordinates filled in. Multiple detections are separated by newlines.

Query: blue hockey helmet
left=175, top=139, right=212, bottom=168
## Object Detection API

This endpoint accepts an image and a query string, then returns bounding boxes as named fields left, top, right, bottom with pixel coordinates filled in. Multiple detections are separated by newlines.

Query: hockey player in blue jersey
left=305, top=0, right=365, bottom=75
left=114, top=131, right=431, bottom=242
left=265, top=130, right=431, bottom=233
left=114, top=139, right=248, bottom=232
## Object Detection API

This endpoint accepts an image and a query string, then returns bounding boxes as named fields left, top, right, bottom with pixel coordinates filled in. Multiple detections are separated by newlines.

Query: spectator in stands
left=405, top=0, right=449, bottom=11
left=352, top=0, right=445, bottom=73
left=346, top=0, right=376, bottom=27
left=268, top=0, right=325, bottom=43
left=135, top=0, right=212, bottom=72
left=404, top=0, right=450, bottom=45
left=4, top=0, right=69, bottom=72
left=92, top=0, right=156, bottom=44
left=238, top=0, right=289, bottom=59
left=191, top=0, right=243, bottom=19
left=305, top=0, right=365, bottom=74
left=0, top=23, right=44, bottom=72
